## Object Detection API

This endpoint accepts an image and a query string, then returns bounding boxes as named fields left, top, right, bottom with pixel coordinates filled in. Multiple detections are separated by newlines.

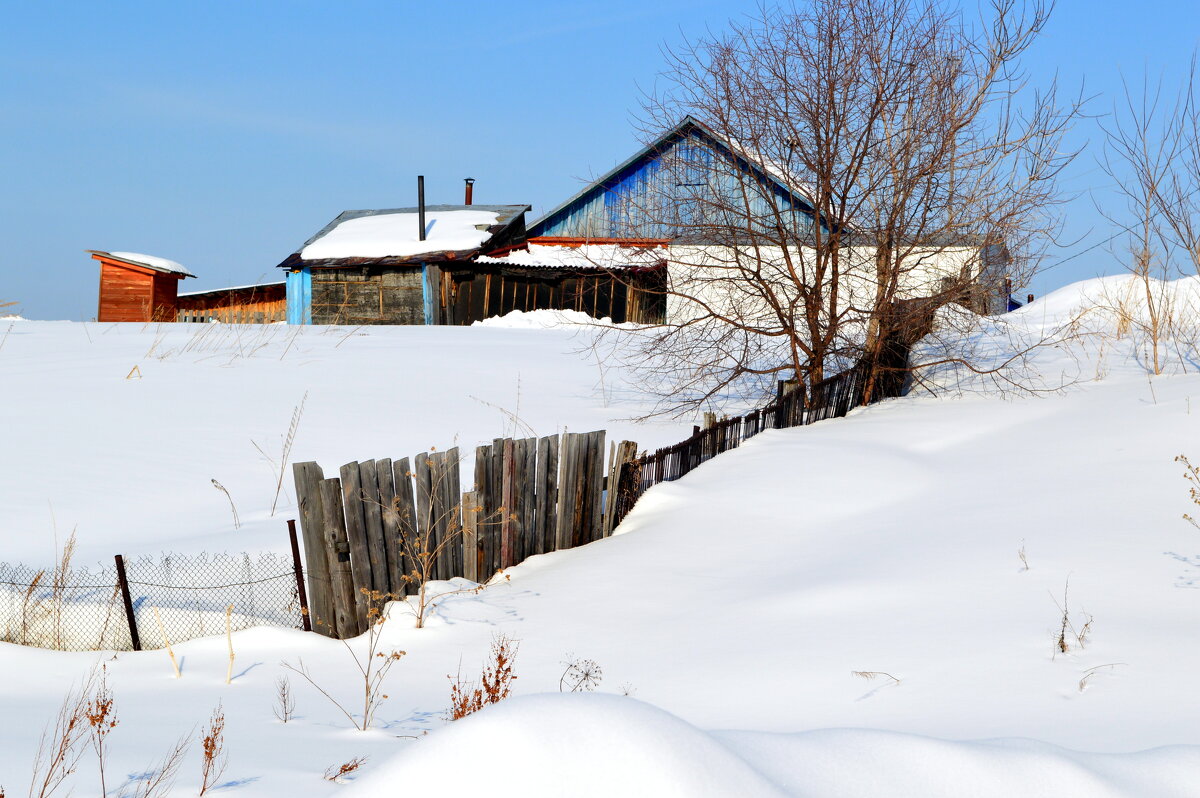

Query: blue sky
left=1, top=0, right=1197, bottom=319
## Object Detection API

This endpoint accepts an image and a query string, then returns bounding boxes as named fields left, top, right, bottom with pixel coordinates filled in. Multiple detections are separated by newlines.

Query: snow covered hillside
left=2, top=278, right=1200, bottom=796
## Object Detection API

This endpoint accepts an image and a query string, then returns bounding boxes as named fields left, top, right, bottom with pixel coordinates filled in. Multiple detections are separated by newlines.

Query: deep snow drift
left=2, top=277, right=1200, bottom=796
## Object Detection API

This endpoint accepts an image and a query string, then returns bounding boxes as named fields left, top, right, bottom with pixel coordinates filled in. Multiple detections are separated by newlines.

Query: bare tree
left=1157, top=55, right=1200, bottom=278
left=1097, top=58, right=1200, bottom=375
left=604, top=0, right=1080, bottom=412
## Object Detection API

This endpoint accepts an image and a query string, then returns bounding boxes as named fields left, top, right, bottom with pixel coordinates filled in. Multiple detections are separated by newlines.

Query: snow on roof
left=99, top=251, right=196, bottom=278
left=477, top=243, right=666, bottom=270
left=301, top=209, right=501, bottom=261
left=178, top=281, right=284, bottom=297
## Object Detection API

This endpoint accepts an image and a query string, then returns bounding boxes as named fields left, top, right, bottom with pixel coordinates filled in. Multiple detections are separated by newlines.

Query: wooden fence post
left=462, top=490, right=480, bottom=583
left=113, top=554, right=141, bottom=651
left=375, top=457, right=401, bottom=595
left=603, top=440, right=638, bottom=537
left=434, top=448, right=462, bottom=579
left=392, top=458, right=417, bottom=596
left=586, top=430, right=606, bottom=543
left=357, top=459, right=389, bottom=595
left=556, top=432, right=578, bottom=550
left=474, top=444, right=495, bottom=577
left=292, top=461, right=335, bottom=637
left=500, top=438, right=517, bottom=568
left=318, top=477, right=359, bottom=638
left=534, top=434, right=559, bottom=554
left=339, top=462, right=372, bottom=631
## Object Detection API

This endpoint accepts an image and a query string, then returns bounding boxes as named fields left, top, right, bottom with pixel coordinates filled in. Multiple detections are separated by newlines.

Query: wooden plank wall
left=176, top=304, right=286, bottom=324
left=292, top=430, right=624, bottom=639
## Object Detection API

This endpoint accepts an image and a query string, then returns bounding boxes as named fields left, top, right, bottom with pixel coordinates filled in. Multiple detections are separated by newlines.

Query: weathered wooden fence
left=292, top=432, right=614, bottom=639
left=610, top=361, right=891, bottom=525
left=293, top=358, right=904, bottom=639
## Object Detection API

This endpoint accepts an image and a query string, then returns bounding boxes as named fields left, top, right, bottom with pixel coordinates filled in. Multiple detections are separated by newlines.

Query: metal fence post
left=113, top=554, right=141, bottom=651
left=286, top=520, right=313, bottom=632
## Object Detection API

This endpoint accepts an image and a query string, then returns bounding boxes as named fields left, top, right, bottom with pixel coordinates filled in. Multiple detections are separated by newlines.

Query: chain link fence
left=0, top=551, right=306, bottom=652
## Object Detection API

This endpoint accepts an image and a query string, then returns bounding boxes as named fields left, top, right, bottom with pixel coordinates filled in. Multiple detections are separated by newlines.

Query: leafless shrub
left=449, top=633, right=519, bottom=721
left=559, top=656, right=604, bottom=693
left=126, top=733, right=189, bottom=798
left=28, top=669, right=95, bottom=798
left=324, top=757, right=368, bottom=783
left=272, top=676, right=295, bottom=723
left=198, top=703, right=228, bottom=796
left=283, top=591, right=406, bottom=731
left=1018, top=542, right=1030, bottom=571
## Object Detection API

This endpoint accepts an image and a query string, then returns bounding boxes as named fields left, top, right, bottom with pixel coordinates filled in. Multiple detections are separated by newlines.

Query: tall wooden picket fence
left=292, top=432, right=623, bottom=639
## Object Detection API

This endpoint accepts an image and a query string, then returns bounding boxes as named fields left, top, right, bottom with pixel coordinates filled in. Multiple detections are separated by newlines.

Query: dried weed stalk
left=84, top=667, right=117, bottom=798
left=1050, top=578, right=1093, bottom=657
left=1177, top=454, right=1200, bottom=530
left=29, top=668, right=95, bottom=798
left=252, top=391, right=307, bottom=516
left=211, top=479, right=241, bottom=530
left=127, top=733, right=189, bottom=798
left=198, top=703, right=227, bottom=796
left=272, top=676, right=295, bottom=723
left=449, top=633, right=519, bottom=720
left=852, top=670, right=902, bottom=686
left=559, top=656, right=604, bottom=693
left=1078, top=662, right=1127, bottom=693
left=323, top=757, right=368, bottom=783
left=283, top=591, right=406, bottom=731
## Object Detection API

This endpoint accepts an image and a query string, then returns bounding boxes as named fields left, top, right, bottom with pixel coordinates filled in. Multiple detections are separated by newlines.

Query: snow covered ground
left=0, top=318, right=680, bottom=565
left=2, top=279, right=1200, bottom=796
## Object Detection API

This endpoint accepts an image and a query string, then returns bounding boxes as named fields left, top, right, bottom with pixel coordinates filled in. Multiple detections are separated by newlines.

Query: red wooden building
left=89, top=250, right=196, bottom=322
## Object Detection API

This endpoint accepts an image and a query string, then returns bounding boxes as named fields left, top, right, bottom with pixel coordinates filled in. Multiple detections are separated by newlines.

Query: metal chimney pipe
left=464, top=177, right=475, bottom=206
left=1027, top=293, right=1035, bottom=304
left=417, top=175, right=426, bottom=241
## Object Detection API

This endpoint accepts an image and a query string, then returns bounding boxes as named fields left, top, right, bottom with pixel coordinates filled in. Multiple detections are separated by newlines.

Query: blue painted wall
left=530, top=126, right=817, bottom=239
left=285, top=267, right=311, bottom=324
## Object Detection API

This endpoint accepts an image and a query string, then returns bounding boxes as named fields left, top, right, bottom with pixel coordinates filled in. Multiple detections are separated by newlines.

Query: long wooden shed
left=89, top=250, right=195, bottom=322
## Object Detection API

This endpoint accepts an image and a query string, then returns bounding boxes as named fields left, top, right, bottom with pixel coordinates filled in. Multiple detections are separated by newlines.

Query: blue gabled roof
left=528, top=116, right=818, bottom=239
